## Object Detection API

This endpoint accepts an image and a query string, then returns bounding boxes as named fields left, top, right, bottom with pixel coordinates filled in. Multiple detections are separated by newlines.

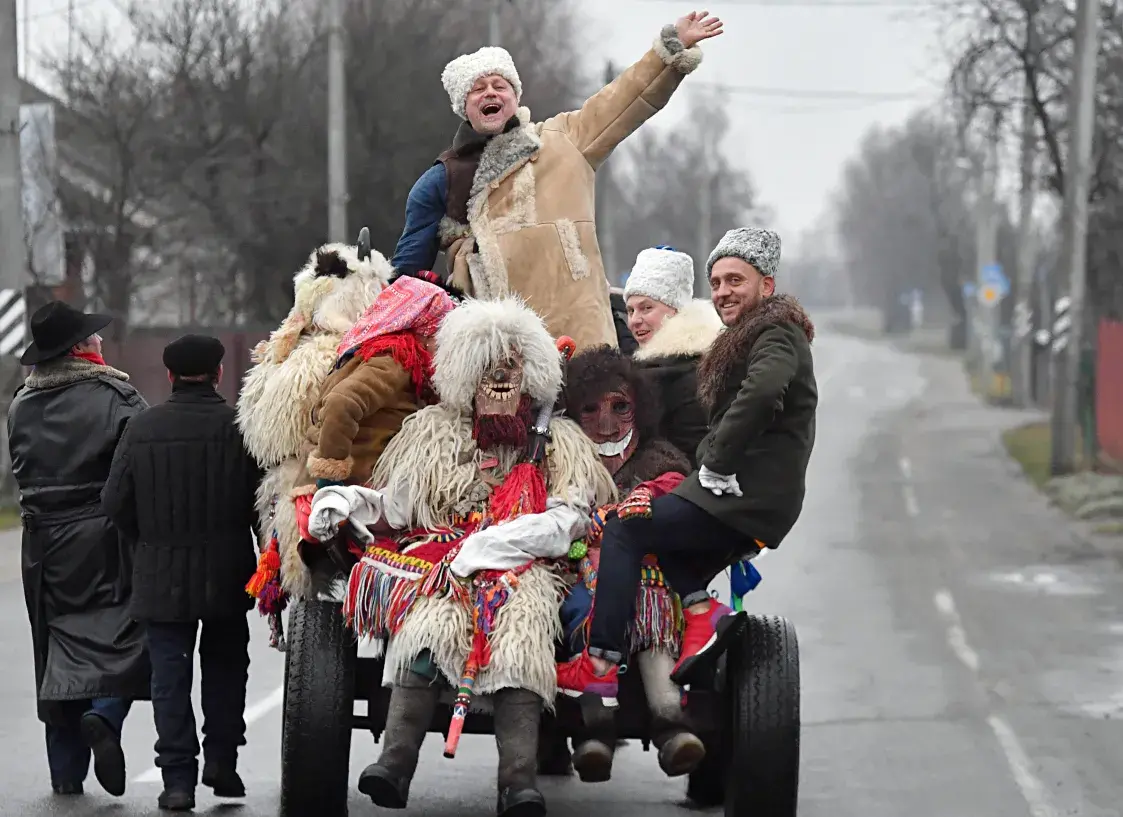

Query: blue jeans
left=46, top=697, right=130, bottom=786
left=560, top=582, right=594, bottom=657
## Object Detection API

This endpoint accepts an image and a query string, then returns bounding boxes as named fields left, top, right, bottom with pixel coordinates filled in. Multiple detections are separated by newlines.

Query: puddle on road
left=979, top=564, right=1103, bottom=597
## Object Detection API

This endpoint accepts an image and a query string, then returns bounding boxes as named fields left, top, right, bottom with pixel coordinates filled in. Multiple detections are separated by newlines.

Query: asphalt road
left=2, top=331, right=1122, bottom=816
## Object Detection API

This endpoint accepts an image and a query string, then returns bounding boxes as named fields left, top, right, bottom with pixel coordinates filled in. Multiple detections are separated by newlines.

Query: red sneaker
left=670, top=599, right=737, bottom=686
left=557, top=653, right=620, bottom=707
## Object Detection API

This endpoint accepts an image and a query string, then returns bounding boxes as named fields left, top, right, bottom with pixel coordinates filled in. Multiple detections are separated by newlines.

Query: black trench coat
left=7, top=357, right=152, bottom=724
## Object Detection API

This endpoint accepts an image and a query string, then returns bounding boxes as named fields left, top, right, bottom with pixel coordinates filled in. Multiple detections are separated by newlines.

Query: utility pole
left=326, top=0, right=347, bottom=243
left=489, top=0, right=502, bottom=45
left=1, top=0, right=27, bottom=293
left=1050, top=0, right=1100, bottom=474
left=1013, top=4, right=1038, bottom=408
left=597, top=60, right=619, bottom=282
left=976, top=110, right=1001, bottom=394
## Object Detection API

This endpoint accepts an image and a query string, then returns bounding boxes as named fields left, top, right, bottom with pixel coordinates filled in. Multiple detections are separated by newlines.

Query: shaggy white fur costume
left=368, top=297, right=615, bottom=705
left=236, top=244, right=393, bottom=601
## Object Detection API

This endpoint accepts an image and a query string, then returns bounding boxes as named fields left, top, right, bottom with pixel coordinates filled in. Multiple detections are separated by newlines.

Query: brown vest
left=435, top=115, right=522, bottom=228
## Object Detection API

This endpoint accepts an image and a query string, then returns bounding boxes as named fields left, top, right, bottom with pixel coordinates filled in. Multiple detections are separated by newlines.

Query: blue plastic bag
left=730, top=558, right=762, bottom=612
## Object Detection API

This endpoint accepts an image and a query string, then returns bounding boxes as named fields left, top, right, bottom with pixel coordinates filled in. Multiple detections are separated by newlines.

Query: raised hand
left=675, top=11, right=724, bottom=49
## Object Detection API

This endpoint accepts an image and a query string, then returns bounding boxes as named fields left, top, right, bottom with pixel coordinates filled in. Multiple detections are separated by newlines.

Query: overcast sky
left=20, top=0, right=949, bottom=256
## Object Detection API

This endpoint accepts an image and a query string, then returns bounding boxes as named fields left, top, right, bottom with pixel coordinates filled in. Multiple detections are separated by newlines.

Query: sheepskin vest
left=436, top=117, right=521, bottom=237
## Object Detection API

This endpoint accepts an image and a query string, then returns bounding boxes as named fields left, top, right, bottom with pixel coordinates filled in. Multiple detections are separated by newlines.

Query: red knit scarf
left=354, top=332, right=434, bottom=399
left=70, top=351, right=107, bottom=366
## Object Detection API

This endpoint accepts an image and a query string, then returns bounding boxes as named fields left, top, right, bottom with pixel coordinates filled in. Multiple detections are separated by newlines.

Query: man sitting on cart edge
left=556, top=227, right=818, bottom=779
left=389, top=10, right=723, bottom=352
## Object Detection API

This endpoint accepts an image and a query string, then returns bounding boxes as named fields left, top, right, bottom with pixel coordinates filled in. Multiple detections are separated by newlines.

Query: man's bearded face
left=578, top=383, right=638, bottom=476
left=473, top=351, right=530, bottom=450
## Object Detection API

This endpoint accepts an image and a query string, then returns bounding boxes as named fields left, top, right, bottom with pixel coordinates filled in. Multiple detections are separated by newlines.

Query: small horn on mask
left=357, top=227, right=371, bottom=262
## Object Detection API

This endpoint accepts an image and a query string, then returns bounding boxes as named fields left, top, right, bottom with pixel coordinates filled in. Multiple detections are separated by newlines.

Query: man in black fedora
left=102, top=334, right=262, bottom=812
left=7, top=301, right=151, bottom=798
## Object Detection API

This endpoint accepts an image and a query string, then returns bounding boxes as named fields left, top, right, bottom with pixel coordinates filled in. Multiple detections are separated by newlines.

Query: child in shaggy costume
left=540, top=345, right=700, bottom=781
left=306, top=297, right=614, bottom=817
left=235, top=244, right=391, bottom=645
left=294, top=273, right=461, bottom=493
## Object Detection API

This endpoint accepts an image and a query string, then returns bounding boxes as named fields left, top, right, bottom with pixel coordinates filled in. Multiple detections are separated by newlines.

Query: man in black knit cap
left=102, top=334, right=263, bottom=812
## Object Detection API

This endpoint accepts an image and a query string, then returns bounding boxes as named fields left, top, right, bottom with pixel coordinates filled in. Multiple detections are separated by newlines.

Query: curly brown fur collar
left=697, top=294, right=814, bottom=410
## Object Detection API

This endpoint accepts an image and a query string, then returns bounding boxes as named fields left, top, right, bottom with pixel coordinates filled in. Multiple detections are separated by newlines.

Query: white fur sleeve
left=449, top=500, right=590, bottom=578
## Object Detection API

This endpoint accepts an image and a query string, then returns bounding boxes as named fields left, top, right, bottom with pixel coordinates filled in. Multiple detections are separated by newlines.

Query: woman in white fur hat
left=624, top=245, right=722, bottom=467
left=389, top=11, right=724, bottom=354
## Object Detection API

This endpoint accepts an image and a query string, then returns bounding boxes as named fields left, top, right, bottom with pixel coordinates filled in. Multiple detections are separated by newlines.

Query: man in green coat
left=556, top=227, right=817, bottom=781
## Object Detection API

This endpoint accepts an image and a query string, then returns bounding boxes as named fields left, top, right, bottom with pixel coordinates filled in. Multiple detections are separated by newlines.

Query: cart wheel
left=724, top=614, right=800, bottom=817
left=280, top=599, right=357, bottom=817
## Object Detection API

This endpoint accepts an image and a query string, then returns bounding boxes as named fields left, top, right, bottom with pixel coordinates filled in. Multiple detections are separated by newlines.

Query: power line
left=628, top=0, right=940, bottom=7
left=693, top=81, right=930, bottom=101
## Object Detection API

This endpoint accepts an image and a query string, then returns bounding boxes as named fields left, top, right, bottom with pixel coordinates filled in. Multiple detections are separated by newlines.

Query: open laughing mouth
left=596, top=429, right=633, bottom=457
left=482, top=383, right=516, bottom=400
left=481, top=102, right=502, bottom=116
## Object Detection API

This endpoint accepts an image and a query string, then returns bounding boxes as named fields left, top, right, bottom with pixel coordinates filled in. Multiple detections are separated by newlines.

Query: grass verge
left=1002, top=420, right=1086, bottom=489
left=0, top=507, right=20, bottom=531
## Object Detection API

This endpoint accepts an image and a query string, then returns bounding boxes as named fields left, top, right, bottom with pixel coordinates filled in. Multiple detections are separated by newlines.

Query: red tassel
left=246, top=540, right=281, bottom=598
left=485, top=462, right=547, bottom=524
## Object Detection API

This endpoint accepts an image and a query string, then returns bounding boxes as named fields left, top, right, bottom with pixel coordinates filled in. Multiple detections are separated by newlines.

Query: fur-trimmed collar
left=24, top=356, right=130, bottom=390
left=468, top=106, right=540, bottom=201
left=697, top=294, right=814, bottom=410
left=633, top=299, right=722, bottom=362
left=615, top=438, right=691, bottom=492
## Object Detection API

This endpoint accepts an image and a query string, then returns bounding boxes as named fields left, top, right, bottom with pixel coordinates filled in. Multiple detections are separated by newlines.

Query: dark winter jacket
left=7, top=356, right=151, bottom=721
left=101, top=380, right=263, bottom=623
left=674, top=295, right=817, bottom=548
left=633, top=300, right=723, bottom=468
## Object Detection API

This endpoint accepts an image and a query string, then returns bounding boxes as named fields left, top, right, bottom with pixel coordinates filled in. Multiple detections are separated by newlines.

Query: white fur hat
left=707, top=227, right=782, bottom=278
left=432, top=296, right=561, bottom=413
left=622, top=246, right=694, bottom=312
left=441, top=47, right=523, bottom=120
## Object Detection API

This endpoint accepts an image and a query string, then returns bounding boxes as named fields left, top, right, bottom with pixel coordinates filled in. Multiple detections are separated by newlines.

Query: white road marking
left=132, top=685, right=284, bottom=784
left=933, top=590, right=1058, bottom=817
left=898, top=457, right=919, bottom=517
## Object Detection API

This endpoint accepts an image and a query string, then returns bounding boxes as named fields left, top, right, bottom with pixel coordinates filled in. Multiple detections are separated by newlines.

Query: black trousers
left=146, top=615, right=250, bottom=789
left=588, top=494, right=749, bottom=664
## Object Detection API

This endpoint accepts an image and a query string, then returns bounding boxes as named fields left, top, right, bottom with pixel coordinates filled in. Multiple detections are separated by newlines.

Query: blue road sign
left=981, top=263, right=1010, bottom=297
left=963, top=281, right=977, bottom=298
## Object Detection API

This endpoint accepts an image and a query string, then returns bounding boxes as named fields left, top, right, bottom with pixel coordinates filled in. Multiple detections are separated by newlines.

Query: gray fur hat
left=706, top=227, right=782, bottom=278
left=623, top=246, right=694, bottom=311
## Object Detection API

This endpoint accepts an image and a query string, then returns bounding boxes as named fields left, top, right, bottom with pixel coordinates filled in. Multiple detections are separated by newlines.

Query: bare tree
left=943, top=0, right=1123, bottom=322
left=609, top=88, right=760, bottom=282
left=53, top=0, right=593, bottom=326
left=830, top=110, right=982, bottom=333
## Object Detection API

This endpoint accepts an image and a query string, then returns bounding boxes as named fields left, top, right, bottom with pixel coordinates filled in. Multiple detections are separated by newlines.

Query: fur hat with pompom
left=441, top=46, right=523, bottom=119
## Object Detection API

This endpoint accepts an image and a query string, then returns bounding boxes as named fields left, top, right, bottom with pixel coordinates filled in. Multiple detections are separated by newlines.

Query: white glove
left=698, top=465, right=743, bottom=497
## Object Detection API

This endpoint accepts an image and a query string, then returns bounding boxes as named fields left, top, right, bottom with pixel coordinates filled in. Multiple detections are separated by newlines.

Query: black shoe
left=79, top=712, right=126, bottom=797
left=202, top=762, right=245, bottom=798
left=571, top=739, right=614, bottom=783
left=357, top=763, right=409, bottom=809
left=497, top=787, right=546, bottom=817
left=157, top=789, right=196, bottom=811
left=51, top=781, right=83, bottom=796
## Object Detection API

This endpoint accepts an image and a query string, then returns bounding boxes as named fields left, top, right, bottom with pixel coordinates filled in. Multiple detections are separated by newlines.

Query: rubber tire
left=724, top=614, right=800, bottom=817
left=280, top=599, right=357, bottom=817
